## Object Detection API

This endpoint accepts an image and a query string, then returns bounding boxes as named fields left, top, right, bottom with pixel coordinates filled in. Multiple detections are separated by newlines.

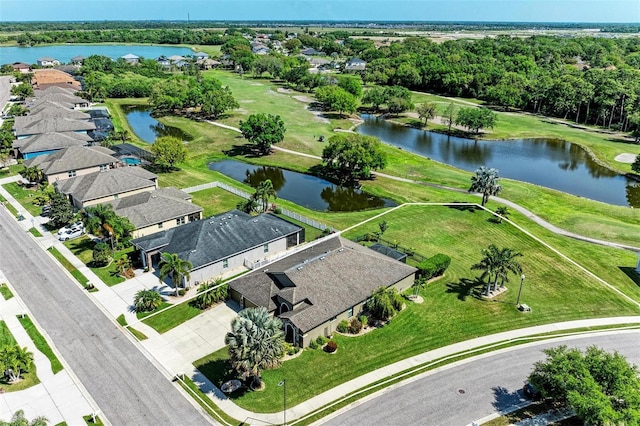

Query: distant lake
left=0, top=44, right=194, bottom=65
left=209, top=160, right=396, bottom=212
left=122, top=105, right=192, bottom=143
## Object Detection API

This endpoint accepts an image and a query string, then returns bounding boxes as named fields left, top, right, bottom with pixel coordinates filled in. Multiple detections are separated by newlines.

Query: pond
left=209, top=160, right=397, bottom=212
left=0, top=44, right=195, bottom=65
left=357, top=114, right=640, bottom=207
left=122, top=105, right=192, bottom=144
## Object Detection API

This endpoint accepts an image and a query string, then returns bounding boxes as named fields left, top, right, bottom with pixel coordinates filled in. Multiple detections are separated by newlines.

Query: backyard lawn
left=194, top=204, right=640, bottom=413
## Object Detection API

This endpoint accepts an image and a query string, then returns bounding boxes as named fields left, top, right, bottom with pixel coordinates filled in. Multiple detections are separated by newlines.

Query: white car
left=58, top=228, right=84, bottom=241
left=57, top=221, right=84, bottom=236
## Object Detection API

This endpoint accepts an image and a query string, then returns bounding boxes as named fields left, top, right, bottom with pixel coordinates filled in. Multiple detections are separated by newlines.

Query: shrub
left=309, top=340, right=318, bottom=349
left=133, top=289, right=162, bottom=312
left=359, top=315, right=368, bottom=328
left=315, top=335, right=327, bottom=345
left=91, top=242, right=112, bottom=267
left=283, top=342, right=299, bottom=356
left=273, top=207, right=282, bottom=214
left=418, top=253, right=451, bottom=279
left=192, top=278, right=227, bottom=309
left=325, top=340, right=338, bottom=353
left=365, top=287, right=404, bottom=320
left=337, top=319, right=349, bottom=333
left=349, top=318, right=362, bottom=334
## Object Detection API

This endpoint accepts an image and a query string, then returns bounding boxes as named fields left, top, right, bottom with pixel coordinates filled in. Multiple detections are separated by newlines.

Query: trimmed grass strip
left=115, top=314, right=148, bottom=341
left=17, top=315, right=63, bottom=374
left=47, top=247, right=93, bottom=290
left=0, top=283, right=14, bottom=300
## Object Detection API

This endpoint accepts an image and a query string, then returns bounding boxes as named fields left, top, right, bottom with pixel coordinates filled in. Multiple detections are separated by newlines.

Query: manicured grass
left=0, top=283, right=14, bottom=300
left=189, top=186, right=244, bottom=217
left=83, top=414, right=104, bottom=425
left=28, top=227, right=42, bottom=237
left=178, top=375, right=244, bottom=426
left=116, top=314, right=148, bottom=341
left=0, top=193, right=20, bottom=216
left=194, top=205, right=640, bottom=413
left=2, top=182, right=42, bottom=217
left=47, top=246, right=92, bottom=289
left=136, top=302, right=172, bottom=320
left=17, top=315, right=63, bottom=374
left=141, top=301, right=202, bottom=334
left=63, top=237, right=134, bottom=286
left=0, top=321, right=39, bottom=392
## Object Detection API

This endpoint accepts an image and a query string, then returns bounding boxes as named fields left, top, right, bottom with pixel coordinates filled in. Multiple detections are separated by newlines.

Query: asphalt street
left=0, top=208, right=213, bottom=425
left=321, top=330, right=640, bottom=426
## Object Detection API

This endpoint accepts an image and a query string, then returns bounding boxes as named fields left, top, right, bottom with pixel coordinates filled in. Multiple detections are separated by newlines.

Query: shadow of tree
left=619, top=266, right=640, bottom=287
left=492, top=386, right=526, bottom=411
left=223, top=143, right=266, bottom=159
left=195, top=358, right=250, bottom=398
left=447, top=203, right=481, bottom=213
left=446, top=277, right=486, bottom=301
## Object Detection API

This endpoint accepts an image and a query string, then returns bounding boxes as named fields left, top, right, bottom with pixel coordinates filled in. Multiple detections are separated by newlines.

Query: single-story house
left=11, top=62, right=31, bottom=73
left=345, top=57, right=367, bottom=72
left=37, top=57, right=60, bottom=67
left=200, top=58, right=221, bottom=70
left=55, top=167, right=158, bottom=209
left=71, top=56, right=85, bottom=65
left=32, top=69, right=82, bottom=92
left=300, top=47, right=321, bottom=56
left=168, top=55, right=186, bottom=62
left=121, top=53, right=140, bottom=64
left=105, top=187, right=203, bottom=238
left=131, top=209, right=305, bottom=283
left=24, top=145, right=119, bottom=184
left=14, top=117, right=96, bottom=140
left=229, top=236, right=417, bottom=347
left=12, top=132, right=93, bottom=159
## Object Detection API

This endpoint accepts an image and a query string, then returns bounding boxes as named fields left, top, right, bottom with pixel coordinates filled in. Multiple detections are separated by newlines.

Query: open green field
left=141, top=302, right=202, bottom=334
left=194, top=205, right=640, bottom=413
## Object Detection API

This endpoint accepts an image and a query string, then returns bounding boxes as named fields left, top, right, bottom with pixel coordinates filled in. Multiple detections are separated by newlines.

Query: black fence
left=352, top=234, right=427, bottom=263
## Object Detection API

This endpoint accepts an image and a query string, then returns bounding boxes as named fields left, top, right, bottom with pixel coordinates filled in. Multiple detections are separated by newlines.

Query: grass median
left=17, top=315, right=64, bottom=374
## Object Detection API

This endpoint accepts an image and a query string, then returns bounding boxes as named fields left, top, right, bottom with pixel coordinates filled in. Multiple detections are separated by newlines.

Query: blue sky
left=1, top=0, right=639, bottom=23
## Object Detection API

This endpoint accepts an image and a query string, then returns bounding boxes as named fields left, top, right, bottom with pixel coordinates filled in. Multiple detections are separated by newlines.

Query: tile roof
left=24, top=146, right=116, bottom=175
left=229, top=236, right=417, bottom=333
left=105, top=187, right=202, bottom=229
left=32, top=69, right=81, bottom=91
left=55, top=167, right=157, bottom=203
left=131, top=210, right=303, bottom=270
left=12, top=132, right=92, bottom=154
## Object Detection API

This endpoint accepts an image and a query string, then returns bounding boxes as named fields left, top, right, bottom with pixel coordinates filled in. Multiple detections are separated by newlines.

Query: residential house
left=14, top=116, right=95, bottom=140
left=105, top=187, right=203, bottom=238
left=168, top=55, right=186, bottom=63
left=55, top=167, right=158, bottom=209
left=11, top=62, right=31, bottom=73
left=121, top=53, right=140, bottom=64
left=200, top=59, right=221, bottom=70
left=71, top=55, right=85, bottom=65
left=37, top=57, right=60, bottom=67
left=345, top=57, right=367, bottom=72
left=300, top=47, right=321, bottom=56
left=12, top=132, right=93, bottom=160
left=131, top=210, right=304, bottom=282
left=32, top=69, right=82, bottom=92
left=28, top=102, right=91, bottom=120
left=229, top=236, right=417, bottom=347
left=28, top=90, right=89, bottom=109
left=193, top=52, right=209, bottom=60
left=156, top=56, right=171, bottom=69
left=23, top=145, right=119, bottom=184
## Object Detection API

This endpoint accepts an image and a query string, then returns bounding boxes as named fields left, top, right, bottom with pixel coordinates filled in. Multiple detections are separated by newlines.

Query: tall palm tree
left=253, top=179, right=277, bottom=212
left=472, top=244, right=524, bottom=295
left=469, top=166, right=502, bottom=206
left=0, top=345, right=34, bottom=383
left=225, top=307, right=285, bottom=390
left=494, top=247, right=523, bottom=291
left=471, top=244, right=501, bottom=296
left=158, top=252, right=193, bottom=296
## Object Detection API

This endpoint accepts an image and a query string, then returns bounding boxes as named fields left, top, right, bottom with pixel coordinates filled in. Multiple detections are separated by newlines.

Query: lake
left=209, top=160, right=396, bottom=212
left=122, top=105, right=192, bottom=143
left=357, top=115, right=640, bottom=207
left=0, top=44, right=194, bottom=65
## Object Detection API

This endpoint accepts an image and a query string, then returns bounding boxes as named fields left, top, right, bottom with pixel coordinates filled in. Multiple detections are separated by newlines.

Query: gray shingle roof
left=55, top=167, right=157, bottom=203
left=132, top=210, right=303, bottom=270
left=105, top=187, right=202, bottom=229
left=15, top=117, right=95, bottom=137
left=34, top=86, right=77, bottom=98
left=24, top=146, right=116, bottom=175
left=13, top=132, right=92, bottom=154
left=28, top=102, right=91, bottom=120
left=33, top=92, right=86, bottom=105
left=229, top=236, right=417, bottom=333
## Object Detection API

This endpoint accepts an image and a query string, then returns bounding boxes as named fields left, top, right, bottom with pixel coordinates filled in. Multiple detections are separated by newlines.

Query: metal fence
left=184, top=181, right=336, bottom=232
left=353, top=234, right=427, bottom=263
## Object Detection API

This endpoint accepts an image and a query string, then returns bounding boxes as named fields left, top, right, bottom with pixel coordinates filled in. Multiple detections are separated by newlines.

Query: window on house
left=158, top=222, right=163, bottom=229
left=188, top=213, right=200, bottom=222
left=99, top=164, right=108, bottom=171
left=176, top=217, right=186, bottom=225
left=223, top=259, right=229, bottom=269
left=347, top=307, right=354, bottom=318
left=114, top=194, right=118, bottom=199
left=263, top=243, right=269, bottom=253
left=68, top=170, right=76, bottom=177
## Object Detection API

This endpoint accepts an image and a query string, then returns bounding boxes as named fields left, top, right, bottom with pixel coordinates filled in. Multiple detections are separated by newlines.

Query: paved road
left=0, top=208, right=213, bottom=425
left=320, top=331, right=640, bottom=426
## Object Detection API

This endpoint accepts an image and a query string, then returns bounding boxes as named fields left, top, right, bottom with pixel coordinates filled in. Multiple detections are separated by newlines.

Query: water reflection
left=358, top=114, right=637, bottom=207
left=122, top=105, right=192, bottom=144
left=209, top=160, right=396, bottom=212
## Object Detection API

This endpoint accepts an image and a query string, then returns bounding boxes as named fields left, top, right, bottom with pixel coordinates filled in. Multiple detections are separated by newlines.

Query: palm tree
left=494, top=247, right=523, bottom=290
left=193, top=278, right=227, bottom=309
left=469, top=166, right=503, bottom=206
left=3, top=410, right=48, bottom=426
left=0, top=345, right=34, bottom=383
left=253, top=179, right=277, bottom=212
left=133, top=289, right=162, bottom=312
left=471, top=244, right=501, bottom=296
left=225, top=307, right=285, bottom=390
left=158, top=252, right=193, bottom=296
left=494, top=206, right=510, bottom=223
left=472, top=244, right=523, bottom=295
left=21, top=166, right=43, bottom=185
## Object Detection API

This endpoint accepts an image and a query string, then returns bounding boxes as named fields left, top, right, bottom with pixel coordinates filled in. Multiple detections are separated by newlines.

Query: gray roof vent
left=297, top=266, right=303, bottom=271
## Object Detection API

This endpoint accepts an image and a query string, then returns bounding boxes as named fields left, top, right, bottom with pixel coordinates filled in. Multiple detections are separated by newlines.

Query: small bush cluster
left=359, top=315, right=368, bottom=328
left=365, top=287, right=404, bottom=321
left=133, top=289, right=162, bottom=313
left=91, top=242, right=113, bottom=267
left=418, top=253, right=451, bottom=280
left=191, top=278, right=228, bottom=309
left=325, top=340, right=338, bottom=353
left=309, top=335, right=328, bottom=349
left=283, top=342, right=301, bottom=356
left=348, top=318, right=362, bottom=334
left=337, top=319, right=349, bottom=333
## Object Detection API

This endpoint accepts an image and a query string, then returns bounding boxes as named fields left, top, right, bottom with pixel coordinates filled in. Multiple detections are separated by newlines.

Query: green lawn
left=63, top=237, right=134, bottom=286
left=141, top=301, right=202, bottom=334
left=189, top=186, right=244, bottom=217
left=115, top=314, right=148, bottom=341
left=17, top=315, right=63, bottom=374
left=194, top=205, right=640, bottom=413
left=0, top=321, right=39, bottom=392
left=28, top=227, right=43, bottom=237
left=136, top=302, right=172, bottom=320
left=47, top=247, right=92, bottom=289
left=0, top=283, right=14, bottom=300
left=2, top=182, right=42, bottom=217
left=0, top=321, right=16, bottom=347
left=83, top=415, right=105, bottom=426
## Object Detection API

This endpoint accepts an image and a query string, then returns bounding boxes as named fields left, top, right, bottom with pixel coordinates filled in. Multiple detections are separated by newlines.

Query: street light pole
left=278, top=379, right=287, bottom=426
left=516, top=273, right=525, bottom=307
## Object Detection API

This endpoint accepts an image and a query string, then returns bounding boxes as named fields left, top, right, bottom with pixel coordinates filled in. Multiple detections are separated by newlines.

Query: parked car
left=57, top=221, right=84, bottom=236
left=58, top=228, right=84, bottom=241
left=523, top=381, right=541, bottom=400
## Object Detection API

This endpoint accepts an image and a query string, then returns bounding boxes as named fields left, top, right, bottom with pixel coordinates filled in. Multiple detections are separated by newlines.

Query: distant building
left=32, top=69, right=82, bottom=92
left=345, top=57, right=367, bottom=72
left=37, top=57, right=60, bottom=67
left=11, top=62, right=31, bottom=73
left=70, top=55, right=85, bottom=65
left=120, top=53, right=140, bottom=64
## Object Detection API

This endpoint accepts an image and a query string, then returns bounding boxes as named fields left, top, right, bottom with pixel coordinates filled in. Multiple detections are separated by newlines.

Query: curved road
left=320, top=330, right=640, bottom=426
left=0, top=208, right=212, bottom=425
